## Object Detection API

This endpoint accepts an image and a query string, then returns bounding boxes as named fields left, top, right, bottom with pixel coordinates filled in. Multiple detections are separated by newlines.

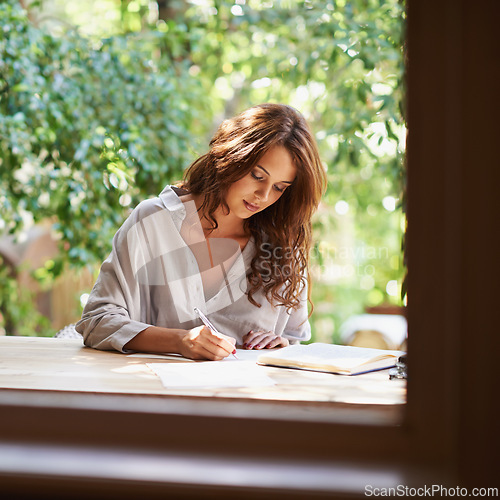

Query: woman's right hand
left=179, top=325, right=236, bottom=361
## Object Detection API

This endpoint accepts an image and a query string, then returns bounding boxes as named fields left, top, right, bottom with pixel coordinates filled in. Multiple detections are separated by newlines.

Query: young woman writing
left=76, top=103, right=326, bottom=360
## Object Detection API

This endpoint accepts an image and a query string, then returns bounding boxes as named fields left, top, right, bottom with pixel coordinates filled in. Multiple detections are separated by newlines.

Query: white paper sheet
left=147, top=360, right=275, bottom=389
left=222, top=348, right=269, bottom=362
left=127, top=352, right=195, bottom=361
left=128, top=348, right=275, bottom=362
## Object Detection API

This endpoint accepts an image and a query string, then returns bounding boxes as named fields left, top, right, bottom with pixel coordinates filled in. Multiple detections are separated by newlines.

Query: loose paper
left=127, top=352, right=195, bottom=361
left=147, top=360, right=275, bottom=389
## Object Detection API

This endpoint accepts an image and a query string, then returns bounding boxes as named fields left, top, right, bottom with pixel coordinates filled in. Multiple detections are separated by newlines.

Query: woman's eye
left=250, top=172, right=285, bottom=193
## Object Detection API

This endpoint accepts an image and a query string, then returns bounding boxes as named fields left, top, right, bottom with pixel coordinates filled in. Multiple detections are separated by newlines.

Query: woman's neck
left=192, top=194, right=248, bottom=239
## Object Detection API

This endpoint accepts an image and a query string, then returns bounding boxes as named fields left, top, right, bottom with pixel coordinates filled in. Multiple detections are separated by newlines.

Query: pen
left=194, top=307, right=238, bottom=359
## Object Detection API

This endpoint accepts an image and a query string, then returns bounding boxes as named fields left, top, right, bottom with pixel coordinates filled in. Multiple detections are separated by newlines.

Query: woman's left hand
left=242, top=330, right=289, bottom=350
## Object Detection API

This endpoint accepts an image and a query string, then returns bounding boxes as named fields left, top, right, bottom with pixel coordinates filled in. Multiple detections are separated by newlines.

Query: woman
left=76, top=103, right=326, bottom=360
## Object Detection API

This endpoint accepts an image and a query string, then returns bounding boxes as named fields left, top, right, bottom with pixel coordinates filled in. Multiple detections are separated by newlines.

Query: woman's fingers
left=199, top=327, right=236, bottom=358
left=243, top=330, right=271, bottom=346
left=243, top=330, right=287, bottom=349
left=265, top=336, right=289, bottom=349
left=242, top=330, right=257, bottom=345
left=183, top=326, right=235, bottom=360
left=183, top=325, right=285, bottom=358
left=208, top=330, right=237, bottom=356
left=242, top=330, right=268, bottom=348
left=188, top=342, right=225, bottom=361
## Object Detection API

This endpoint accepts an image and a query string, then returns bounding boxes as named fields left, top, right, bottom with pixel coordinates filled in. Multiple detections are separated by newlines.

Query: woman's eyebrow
left=255, top=165, right=294, bottom=184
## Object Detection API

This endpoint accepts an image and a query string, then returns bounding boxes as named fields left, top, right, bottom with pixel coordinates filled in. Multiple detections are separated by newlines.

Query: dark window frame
left=1, top=0, right=497, bottom=496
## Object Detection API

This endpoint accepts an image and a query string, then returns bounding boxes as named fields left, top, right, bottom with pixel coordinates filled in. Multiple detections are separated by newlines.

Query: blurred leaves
left=0, top=255, right=52, bottom=336
left=1, top=0, right=207, bottom=269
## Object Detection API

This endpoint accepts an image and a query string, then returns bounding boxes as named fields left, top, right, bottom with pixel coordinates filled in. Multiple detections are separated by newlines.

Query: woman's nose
left=255, top=184, right=271, bottom=202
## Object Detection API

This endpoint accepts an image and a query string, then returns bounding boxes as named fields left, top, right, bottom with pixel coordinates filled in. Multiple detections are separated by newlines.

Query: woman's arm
left=75, top=200, right=158, bottom=352
left=125, top=325, right=236, bottom=361
left=76, top=199, right=236, bottom=360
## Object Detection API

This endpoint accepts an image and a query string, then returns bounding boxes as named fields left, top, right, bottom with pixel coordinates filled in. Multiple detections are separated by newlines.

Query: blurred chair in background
left=339, top=305, right=407, bottom=351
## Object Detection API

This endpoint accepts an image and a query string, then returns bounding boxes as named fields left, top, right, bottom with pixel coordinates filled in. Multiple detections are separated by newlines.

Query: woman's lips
left=243, top=200, right=260, bottom=212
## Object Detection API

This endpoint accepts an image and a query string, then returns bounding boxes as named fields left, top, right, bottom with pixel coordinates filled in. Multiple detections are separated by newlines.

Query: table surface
left=0, top=336, right=406, bottom=406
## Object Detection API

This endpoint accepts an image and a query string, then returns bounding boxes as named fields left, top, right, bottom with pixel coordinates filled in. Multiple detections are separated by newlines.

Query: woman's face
left=225, top=146, right=297, bottom=219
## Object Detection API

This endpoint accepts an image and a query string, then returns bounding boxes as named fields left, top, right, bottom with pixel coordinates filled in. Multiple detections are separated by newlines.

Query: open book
left=257, top=343, right=405, bottom=376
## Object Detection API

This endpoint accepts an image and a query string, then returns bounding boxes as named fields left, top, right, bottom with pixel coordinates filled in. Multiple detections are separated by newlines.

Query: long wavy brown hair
left=181, top=103, right=326, bottom=311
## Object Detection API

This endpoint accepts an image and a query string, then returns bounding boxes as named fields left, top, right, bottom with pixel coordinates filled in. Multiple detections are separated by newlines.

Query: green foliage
left=0, top=0, right=405, bottom=340
left=0, top=255, right=53, bottom=336
left=0, top=0, right=207, bottom=267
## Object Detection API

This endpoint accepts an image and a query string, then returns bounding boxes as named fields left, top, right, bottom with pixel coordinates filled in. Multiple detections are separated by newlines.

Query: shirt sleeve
left=75, top=200, right=160, bottom=353
left=280, top=278, right=312, bottom=345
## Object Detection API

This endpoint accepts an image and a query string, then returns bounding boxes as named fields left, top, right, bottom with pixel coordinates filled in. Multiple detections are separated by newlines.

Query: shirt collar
left=158, top=185, right=185, bottom=212
left=158, top=185, right=256, bottom=257
left=158, top=185, right=187, bottom=229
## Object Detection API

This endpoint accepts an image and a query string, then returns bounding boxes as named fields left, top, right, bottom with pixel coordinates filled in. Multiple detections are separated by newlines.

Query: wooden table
left=0, top=336, right=408, bottom=498
left=0, top=336, right=406, bottom=406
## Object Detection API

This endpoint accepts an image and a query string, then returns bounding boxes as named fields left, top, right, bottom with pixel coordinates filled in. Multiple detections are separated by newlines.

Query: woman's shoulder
left=120, top=195, right=177, bottom=233
left=130, top=185, right=187, bottom=219
left=117, top=195, right=180, bottom=246
left=130, top=196, right=166, bottom=220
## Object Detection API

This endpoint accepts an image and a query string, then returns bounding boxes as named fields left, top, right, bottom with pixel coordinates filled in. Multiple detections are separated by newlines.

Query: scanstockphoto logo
left=365, top=485, right=498, bottom=497
left=126, top=200, right=248, bottom=323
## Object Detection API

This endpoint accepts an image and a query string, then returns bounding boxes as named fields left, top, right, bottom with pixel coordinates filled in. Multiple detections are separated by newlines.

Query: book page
left=258, top=343, right=405, bottom=374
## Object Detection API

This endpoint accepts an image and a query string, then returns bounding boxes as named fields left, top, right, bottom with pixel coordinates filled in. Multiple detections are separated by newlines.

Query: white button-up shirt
left=76, top=185, right=311, bottom=352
